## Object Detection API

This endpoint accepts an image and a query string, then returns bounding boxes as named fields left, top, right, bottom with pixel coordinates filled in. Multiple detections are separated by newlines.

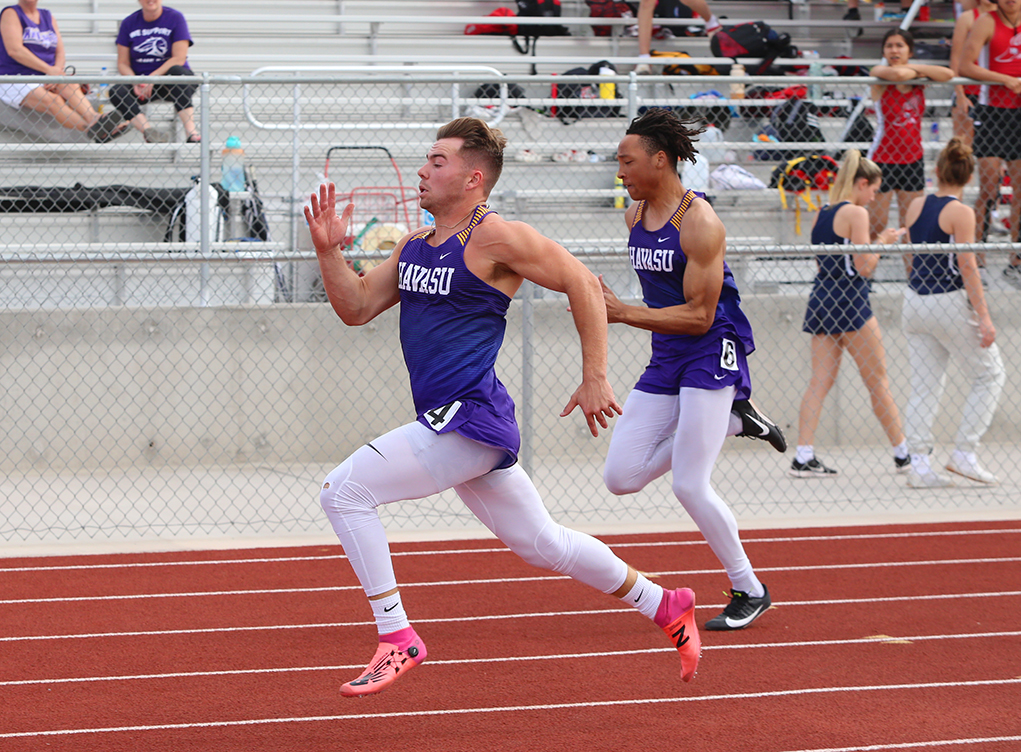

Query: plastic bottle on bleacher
left=220, top=137, right=246, bottom=193
left=729, top=63, right=745, bottom=100
left=97, top=66, right=109, bottom=114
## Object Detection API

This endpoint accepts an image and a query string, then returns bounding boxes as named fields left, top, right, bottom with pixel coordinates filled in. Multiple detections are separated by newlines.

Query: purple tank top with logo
left=0, top=5, right=58, bottom=75
left=398, top=206, right=519, bottom=467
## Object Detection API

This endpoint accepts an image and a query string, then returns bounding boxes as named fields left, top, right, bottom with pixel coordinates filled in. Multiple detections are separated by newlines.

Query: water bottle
left=874, top=0, right=886, bottom=21
left=598, top=63, right=615, bottom=100
left=805, top=51, right=822, bottom=101
left=97, top=66, right=109, bottom=114
left=613, top=175, right=625, bottom=208
left=930, top=122, right=940, bottom=143
left=729, top=63, right=745, bottom=101
left=220, top=136, right=246, bottom=193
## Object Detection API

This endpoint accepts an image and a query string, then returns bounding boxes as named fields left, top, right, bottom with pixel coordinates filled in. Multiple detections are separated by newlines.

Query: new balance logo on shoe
left=671, top=623, right=689, bottom=648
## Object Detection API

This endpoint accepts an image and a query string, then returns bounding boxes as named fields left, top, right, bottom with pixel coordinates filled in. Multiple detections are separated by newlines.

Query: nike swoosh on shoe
left=747, top=415, right=771, bottom=438
left=724, top=604, right=765, bottom=628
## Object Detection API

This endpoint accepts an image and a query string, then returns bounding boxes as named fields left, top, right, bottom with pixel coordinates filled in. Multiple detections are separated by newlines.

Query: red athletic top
left=869, top=85, right=924, bottom=164
left=979, top=11, right=1021, bottom=108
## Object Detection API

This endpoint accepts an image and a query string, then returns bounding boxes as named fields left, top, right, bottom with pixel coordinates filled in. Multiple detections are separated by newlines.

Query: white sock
left=795, top=445, right=815, bottom=464
left=370, top=591, right=409, bottom=636
left=734, top=578, right=765, bottom=599
left=621, top=574, right=664, bottom=620
left=893, top=442, right=909, bottom=460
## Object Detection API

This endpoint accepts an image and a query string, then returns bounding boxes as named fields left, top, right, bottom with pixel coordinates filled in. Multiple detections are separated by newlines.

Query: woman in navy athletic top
left=901, top=137, right=1004, bottom=487
left=791, top=149, right=909, bottom=478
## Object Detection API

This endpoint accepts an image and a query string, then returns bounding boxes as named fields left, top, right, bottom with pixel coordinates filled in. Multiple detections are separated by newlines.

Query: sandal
left=186, top=134, right=201, bottom=143
left=88, top=111, right=127, bottom=143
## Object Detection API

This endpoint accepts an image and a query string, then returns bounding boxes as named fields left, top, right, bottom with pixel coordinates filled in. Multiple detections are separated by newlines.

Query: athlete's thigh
left=321, top=422, right=505, bottom=505
left=607, top=389, right=680, bottom=459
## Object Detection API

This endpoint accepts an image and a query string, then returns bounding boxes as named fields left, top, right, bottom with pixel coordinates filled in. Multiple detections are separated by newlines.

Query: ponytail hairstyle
left=625, top=108, right=705, bottom=168
left=935, top=136, right=975, bottom=188
left=829, top=149, right=883, bottom=203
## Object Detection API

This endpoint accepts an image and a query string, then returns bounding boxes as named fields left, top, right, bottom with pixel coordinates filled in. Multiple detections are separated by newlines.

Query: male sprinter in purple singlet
left=601, top=109, right=781, bottom=632
left=305, top=117, right=701, bottom=698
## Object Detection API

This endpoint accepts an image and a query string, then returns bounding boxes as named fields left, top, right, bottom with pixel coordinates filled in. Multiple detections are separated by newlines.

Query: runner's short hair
left=436, top=117, right=507, bottom=194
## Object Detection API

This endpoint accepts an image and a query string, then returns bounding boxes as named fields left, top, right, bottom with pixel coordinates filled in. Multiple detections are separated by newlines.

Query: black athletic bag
left=710, top=21, right=797, bottom=74
left=512, top=0, right=569, bottom=54
left=554, top=61, right=620, bottom=122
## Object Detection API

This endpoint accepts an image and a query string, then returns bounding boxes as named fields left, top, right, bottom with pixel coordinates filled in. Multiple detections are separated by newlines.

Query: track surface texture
left=1, top=520, right=1020, bottom=751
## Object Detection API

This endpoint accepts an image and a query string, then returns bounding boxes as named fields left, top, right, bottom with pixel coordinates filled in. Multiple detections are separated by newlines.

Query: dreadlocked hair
left=625, top=108, right=705, bottom=167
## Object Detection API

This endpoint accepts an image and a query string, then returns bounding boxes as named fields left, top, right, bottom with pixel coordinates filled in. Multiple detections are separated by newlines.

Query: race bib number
left=720, top=338, right=739, bottom=372
left=424, top=400, right=463, bottom=431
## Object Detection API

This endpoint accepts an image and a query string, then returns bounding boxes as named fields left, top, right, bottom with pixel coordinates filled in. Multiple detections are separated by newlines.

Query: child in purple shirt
left=108, top=0, right=198, bottom=143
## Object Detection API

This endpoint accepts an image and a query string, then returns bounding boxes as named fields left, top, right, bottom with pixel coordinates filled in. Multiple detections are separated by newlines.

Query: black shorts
left=972, top=104, right=1021, bottom=161
left=875, top=160, right=925, bottom=193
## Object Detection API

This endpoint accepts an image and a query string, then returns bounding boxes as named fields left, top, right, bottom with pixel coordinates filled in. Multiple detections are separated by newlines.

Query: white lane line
left=2, top=527, right=1018, bottom=573
left=3, top=557, right=1019, bottom=605
left=2, top=630, right=1018, bottom=688
left=779, top=737, right=1021, bottom=752
left=1, top=678, right=1018, bottom=739
left=2, top=591, right=1018, bottom=643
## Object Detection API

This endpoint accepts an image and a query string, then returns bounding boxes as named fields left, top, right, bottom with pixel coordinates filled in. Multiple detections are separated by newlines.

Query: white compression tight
left=320, top=421, right=630, bottom=599
left=603, top=387, right=763, bottom=597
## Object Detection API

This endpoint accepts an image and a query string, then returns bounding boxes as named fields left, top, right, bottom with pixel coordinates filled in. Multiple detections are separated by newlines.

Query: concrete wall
left=2, top=288, right=1018, bottom=475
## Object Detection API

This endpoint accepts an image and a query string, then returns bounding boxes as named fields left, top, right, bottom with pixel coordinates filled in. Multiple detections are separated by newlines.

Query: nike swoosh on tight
left=725, top=605, right=765, bottom=628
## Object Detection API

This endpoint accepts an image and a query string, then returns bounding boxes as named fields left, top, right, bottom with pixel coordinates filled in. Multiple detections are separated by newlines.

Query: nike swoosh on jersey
left=657, top=236, right=670, bottom=242
left=439, top=252, right=451, bottom=259
left=725, top=604, right=765, bottom=628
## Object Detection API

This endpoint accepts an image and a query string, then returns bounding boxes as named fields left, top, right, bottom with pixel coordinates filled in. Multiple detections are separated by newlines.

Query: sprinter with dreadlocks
left=600, top=108, right=779, bottom=631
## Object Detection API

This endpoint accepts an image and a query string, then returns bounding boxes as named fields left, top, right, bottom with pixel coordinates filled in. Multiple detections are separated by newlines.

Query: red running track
left=1, top=520, right=1020, bottom=751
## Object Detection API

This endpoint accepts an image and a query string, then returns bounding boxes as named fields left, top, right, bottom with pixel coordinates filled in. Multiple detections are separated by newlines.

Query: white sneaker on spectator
left=635, top=63, right=652, bottom=75
left=906, top=468, right=954, bottom=488
left=946, top=451, right=998, bottom=485
left=1002, top=264, right=1021, bottom=289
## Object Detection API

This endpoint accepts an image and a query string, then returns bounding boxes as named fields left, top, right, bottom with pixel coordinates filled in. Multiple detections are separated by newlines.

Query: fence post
left=199, top=72, right=211, bottom=305
left=520, top=280, right=534, bottom=477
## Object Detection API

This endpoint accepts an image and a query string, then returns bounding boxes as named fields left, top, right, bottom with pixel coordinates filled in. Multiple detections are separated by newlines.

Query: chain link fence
left=2, top=71, right=1018, bottom=546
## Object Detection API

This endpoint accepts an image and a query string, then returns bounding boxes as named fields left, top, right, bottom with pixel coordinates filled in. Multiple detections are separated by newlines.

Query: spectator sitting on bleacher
left=0, top=0, right=127, bottom=142
left=108, top=0, right=198, bottom=143
left=634, top=0, right=720, bottom=74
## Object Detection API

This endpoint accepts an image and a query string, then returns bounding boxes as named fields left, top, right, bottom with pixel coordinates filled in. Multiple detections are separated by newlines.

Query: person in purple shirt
left=304, top=117, right=702, bottom=698
left=600, top=108, right=784, bottom=632
left=109, top=0, right=197, bottom=143
left=0, top=0, right=126, bottom=141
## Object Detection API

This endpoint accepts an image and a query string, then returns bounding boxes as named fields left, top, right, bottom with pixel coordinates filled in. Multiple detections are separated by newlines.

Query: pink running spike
left=655, top=588, right=701, bottom=682
left=340, top=633, right=427, bottom=698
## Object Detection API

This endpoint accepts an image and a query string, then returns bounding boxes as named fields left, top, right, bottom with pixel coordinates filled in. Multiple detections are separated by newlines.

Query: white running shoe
left=946, top=451, right=998, bottom=485
left=906, top=468, right=955, bottom=488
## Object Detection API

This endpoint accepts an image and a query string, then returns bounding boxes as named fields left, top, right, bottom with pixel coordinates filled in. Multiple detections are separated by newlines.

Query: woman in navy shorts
left=791, top=150, right=909, bottom=477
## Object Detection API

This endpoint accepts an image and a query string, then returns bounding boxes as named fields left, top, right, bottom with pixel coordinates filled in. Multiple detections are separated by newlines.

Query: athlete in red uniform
left=961, top=0, right=1021, bottom=286
left=867, top=28, right=953, bottom=247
